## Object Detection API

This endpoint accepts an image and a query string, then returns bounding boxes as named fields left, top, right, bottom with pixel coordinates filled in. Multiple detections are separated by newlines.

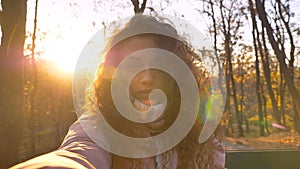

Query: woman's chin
left=138, top=97, right=163, bottom=106
left=139, top=99, right=151, bottom=106
left=133, top=94, right=162, bottom=107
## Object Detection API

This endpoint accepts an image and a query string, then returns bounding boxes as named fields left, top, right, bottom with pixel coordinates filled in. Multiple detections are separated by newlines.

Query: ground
left=223, top=131, right=300, bottom=150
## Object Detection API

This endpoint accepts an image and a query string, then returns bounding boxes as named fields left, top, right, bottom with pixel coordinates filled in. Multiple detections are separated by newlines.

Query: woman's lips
left=138, top=90, right=151, bottom=98
left=136, top=89, right=153, bottom=101
left=137, top=89, right=163, bottom=105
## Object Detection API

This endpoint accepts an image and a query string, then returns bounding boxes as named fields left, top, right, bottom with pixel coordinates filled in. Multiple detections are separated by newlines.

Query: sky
left=24, top=0, right=202, bottom=72
left=25, top=0, right=300, bottom=72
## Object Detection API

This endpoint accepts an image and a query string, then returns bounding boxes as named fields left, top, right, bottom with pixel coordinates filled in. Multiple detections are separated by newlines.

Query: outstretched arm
left=10, top=117, right=112, bottom=169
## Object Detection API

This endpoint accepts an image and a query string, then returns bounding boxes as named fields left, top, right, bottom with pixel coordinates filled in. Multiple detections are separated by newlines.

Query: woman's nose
left=139, top=70, right=155, bottom=85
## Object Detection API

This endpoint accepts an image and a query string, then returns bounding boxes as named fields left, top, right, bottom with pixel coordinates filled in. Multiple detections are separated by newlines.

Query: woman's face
left=106, top=36, right=171, bottom=106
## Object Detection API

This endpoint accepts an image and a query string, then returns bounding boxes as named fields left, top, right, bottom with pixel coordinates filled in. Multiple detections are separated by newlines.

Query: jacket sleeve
left=59, top=118, right=112, bottom=168
left=211, top=138, right=226, bottom=169
left=10, top=117, right=112, bottom=169
left=10, top=150, right=96, bottom=169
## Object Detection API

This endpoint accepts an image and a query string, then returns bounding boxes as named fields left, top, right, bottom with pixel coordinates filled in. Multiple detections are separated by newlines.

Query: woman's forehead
left=104, top=36, right=158, bottom=66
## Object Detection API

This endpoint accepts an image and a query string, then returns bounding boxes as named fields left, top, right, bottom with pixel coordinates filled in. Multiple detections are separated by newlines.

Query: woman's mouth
left=137, top=88, right=165, bottom=106
left=138, top=90, right=151, bottom=98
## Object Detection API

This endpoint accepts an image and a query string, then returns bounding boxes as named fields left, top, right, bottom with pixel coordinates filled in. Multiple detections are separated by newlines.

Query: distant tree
left=249, top=0, right=265, bottom=136
left=255, top=0, right=300, bottom=131
left=0, top=0, right=27, bottom=167
left=260, top=24, right=281, bottom=126
left=250, top=0, right=281, bottom=125
left=260, top=11, right=281, bottom=125
left=202, top=0, right=246, bottom=137
left=28, top=0, right=38, bottom=156
left=272, top=0, right=298, bottom=130
left=236, top=46, right=251, bottom=133
left=219, top=0, right=244, bottom=137
left=201, top=0, right=234, bottom=137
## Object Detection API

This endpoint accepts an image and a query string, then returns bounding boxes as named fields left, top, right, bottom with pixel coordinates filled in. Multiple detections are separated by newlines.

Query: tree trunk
left=204, top=0, right=232, bottom=136
left=240, top=67, right=249, bottom=133
left=249, top=0, right=265, bottom=136
left=280, top=71, right=286, bottom=126
left=260, top=22, right=281, bottom=124
left=28, top=0, right=39, bottom=156
left=0, top=0, right=27, bottom=167
left=220, top=0, right=243, bottom=137
left=262, top=91, right=270, bottom=134
left=276, top=0, right=299, bottom=132
left=276, top=0, right=295, bottom=78
left=255, top=0, right=300, bottom=123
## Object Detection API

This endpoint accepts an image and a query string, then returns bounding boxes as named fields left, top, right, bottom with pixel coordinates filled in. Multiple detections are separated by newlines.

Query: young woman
left=11, top=15, right=225, bottom=169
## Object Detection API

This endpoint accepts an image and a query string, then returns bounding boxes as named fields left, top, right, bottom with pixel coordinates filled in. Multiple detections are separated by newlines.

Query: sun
left=54, top=57, right=77, bottom=73
left=41, top=39, right=83, bottom=73
left=43, top=51, right=78, bottom=73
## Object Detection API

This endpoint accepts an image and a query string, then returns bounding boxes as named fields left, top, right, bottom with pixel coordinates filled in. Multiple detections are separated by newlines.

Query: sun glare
left=54, top=58, right=77, bottom=73
left=41, top=37, right=84, bottom=73
left=43, top=50, right=78, bottom=73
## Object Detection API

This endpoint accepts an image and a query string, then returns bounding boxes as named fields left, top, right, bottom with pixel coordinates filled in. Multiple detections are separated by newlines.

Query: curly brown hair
left=93, top=14, right=223, bottom=169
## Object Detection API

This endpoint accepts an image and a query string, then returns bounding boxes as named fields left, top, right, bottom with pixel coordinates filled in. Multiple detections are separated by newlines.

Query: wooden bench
left=225, top=149, right=300, bottom=169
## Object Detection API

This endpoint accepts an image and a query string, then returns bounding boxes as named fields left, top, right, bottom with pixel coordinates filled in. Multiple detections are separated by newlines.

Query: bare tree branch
left=131, top=0, right=147, bottom=14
